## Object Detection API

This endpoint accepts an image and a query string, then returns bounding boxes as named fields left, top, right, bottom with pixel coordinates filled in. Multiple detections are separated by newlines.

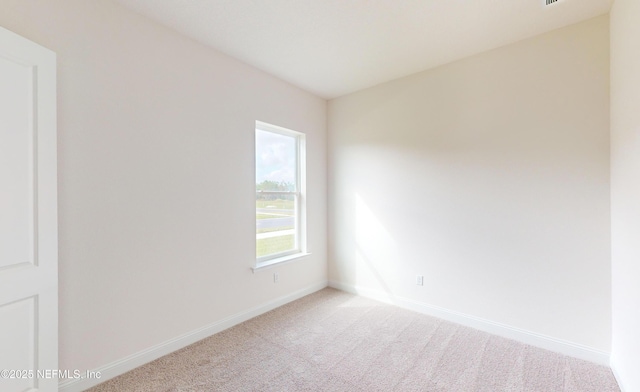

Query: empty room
left=0, top=0, right=638, bottom=391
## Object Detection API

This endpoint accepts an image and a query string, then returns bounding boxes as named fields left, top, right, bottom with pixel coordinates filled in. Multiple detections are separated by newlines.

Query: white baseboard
left=59, top=281, right=328, bottom=392
left=328, top=280, right=610, bottom=366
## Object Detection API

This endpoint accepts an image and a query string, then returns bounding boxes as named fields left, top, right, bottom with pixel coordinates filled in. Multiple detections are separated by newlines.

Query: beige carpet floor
left=88, top=288, right=619, bottom=391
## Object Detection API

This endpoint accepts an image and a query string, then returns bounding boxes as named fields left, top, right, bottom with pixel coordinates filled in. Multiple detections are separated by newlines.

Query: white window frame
left=254, top=121, right=308, bottom=270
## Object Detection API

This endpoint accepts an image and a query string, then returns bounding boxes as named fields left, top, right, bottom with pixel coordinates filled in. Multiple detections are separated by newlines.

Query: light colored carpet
left=88, top=288, right=619, bottom=391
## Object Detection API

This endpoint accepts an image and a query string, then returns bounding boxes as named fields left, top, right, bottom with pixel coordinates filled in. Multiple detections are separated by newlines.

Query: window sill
left=252, top=252, right=312, bottom=272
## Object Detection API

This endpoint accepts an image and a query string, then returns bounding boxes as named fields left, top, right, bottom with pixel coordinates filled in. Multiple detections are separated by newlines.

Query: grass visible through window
left=256, top=234, right=295, bottom=258
left=256, top=198, right=296, bottom=257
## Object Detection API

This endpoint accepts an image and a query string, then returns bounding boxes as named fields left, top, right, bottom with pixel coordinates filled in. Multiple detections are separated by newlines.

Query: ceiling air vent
left=546, top=0, right=559, bottom=4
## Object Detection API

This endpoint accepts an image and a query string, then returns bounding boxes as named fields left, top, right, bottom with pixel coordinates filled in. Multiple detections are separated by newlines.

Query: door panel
left=0, top=54, right=35, bottom=269
left=0, top=297, right=36, bottom=391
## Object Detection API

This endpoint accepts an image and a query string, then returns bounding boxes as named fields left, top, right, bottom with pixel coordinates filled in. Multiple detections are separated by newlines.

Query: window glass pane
left=256, top=193, right=296, bottom=258
left=255, top=130, right=297, bottom=191
left=256, top=126, right=299, bottom=260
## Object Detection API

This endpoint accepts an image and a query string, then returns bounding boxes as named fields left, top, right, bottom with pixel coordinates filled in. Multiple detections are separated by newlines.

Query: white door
left=0, top=26, right=58, bottom=392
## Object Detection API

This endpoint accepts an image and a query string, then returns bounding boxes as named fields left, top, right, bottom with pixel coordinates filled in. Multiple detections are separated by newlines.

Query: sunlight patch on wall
left=354, top=194, right=398, bottom=295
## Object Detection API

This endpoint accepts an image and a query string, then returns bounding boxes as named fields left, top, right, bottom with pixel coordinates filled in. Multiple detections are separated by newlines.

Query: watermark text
left=1, top=369, right=101, bottom=380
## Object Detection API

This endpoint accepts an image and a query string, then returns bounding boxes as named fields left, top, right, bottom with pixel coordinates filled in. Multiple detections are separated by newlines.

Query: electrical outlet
left=416, top=275, right=424, bottom=286
left=274, top=272, right=279, bottom=283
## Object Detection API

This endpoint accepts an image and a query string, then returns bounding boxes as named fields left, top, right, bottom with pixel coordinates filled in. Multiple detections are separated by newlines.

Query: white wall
left=328, top=16, right=611, bottom=355
left=610, top=0, right=640, bottom=390
left=0, top=0, right=327, bottom=375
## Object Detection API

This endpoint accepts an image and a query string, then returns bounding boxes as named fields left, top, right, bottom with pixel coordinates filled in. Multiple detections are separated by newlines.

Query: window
left=255, top=121, right=306, bottom=267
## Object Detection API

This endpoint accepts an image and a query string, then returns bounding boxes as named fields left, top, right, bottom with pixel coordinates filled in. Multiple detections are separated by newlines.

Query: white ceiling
left=113, top=0, right=613, bottom=99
